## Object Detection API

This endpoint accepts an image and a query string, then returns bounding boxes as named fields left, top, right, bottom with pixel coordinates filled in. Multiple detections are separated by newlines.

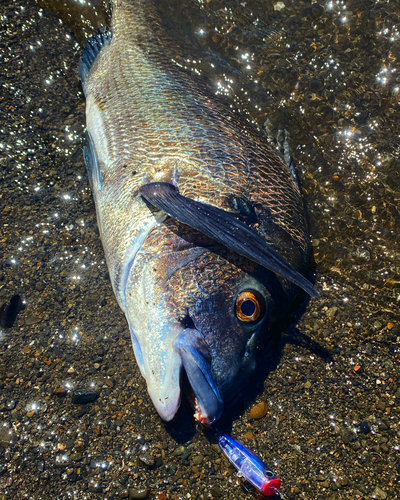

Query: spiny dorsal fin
left=79, top=26, right=112, bottom=84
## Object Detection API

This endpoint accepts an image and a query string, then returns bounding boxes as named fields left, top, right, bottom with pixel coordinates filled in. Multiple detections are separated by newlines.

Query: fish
left=79, top=0, right=319, bottom=425
left=218, top=433, right=281, bottom=496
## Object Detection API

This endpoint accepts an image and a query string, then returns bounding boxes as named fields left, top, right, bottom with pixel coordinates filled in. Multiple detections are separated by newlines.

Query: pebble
left=0, top=427, right=12, bottom=447
left=24, top=315, right=41, bottom=325
left=192, top=454, right=204, bottom=465
left=326, top=306, right=338, bottom=318
left=128, top=488, right=149, bottom=499
left=243, top=432, right=255, bottom=440
left=358, top=421, right=371, bottom=434
left=88, top=482, right=103, bottom=493
left=370, top=486, right=387, bottom=499
left=139, top=452, right=155, bottom=467
left=339, top=425, right=356, bottom=444
left=210, top=485, right=222, bottom=497
left=249, top=401, right=268, bottom=419
left=74, top=439, right=85, bottom=451
left=54, top=387, right=67, bottom=397
left=72, top=388, right=99, bottom=404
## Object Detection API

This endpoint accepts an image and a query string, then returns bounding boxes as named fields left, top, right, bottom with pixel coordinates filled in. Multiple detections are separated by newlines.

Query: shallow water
left=1, top=1, right=399, bottom=499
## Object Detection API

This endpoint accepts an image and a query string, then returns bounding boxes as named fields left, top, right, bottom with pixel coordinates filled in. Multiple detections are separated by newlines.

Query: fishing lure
left=218, top=433, right=281, bottom=496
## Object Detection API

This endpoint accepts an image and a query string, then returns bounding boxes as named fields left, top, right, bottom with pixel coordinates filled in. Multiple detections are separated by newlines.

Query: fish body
left=79, top=0, right=317, bottom=424
left=218, top=433, right=281, bottom=496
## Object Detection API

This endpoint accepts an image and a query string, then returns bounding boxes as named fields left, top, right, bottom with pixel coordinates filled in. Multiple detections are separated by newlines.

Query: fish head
left=124, top=225, right=285, bottom=425
left=175, top=252, right=279, bottom=425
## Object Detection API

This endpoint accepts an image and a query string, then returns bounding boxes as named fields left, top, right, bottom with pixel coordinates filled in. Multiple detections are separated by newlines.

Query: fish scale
left=80, top=0, right=317, bottom=423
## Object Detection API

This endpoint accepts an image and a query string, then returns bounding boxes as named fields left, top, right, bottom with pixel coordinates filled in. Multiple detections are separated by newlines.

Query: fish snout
left=173, top=328, right=224, bottom=426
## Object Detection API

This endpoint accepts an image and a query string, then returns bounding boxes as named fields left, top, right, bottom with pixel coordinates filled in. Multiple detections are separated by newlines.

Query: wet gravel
left=1, top=0, right=399, bottom=499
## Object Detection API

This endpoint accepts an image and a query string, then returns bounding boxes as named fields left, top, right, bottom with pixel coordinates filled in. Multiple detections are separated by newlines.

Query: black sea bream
left=79, top=0, right=319, bottom=425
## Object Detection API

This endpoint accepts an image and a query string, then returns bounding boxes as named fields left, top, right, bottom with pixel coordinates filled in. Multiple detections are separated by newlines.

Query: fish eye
left=235, top=290, right=264, bottom=323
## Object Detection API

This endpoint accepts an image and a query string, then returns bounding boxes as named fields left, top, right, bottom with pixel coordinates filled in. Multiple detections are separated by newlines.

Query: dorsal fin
left=79, top=26, right=112, bottom=84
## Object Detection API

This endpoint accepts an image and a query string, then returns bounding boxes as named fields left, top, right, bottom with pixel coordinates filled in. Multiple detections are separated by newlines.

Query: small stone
left=326, top=306, right=338, bottom=318
left=93, top=363, right=101, bottom=370
left=88, top=482, right=103, bottom=493
left=0, top=427, right=12, bottom=447
left=192, top=454, right=203, bottom=465
left=74, top=439, right=85, bottom=451
left=339, top=477, right=348, bottom=486
left=173, top=446, right=186, bottom=456
left=71, top=452, right=82, bottom=461
left=120, top=490, right=129, bottom=499
left=339, top=425, right=356, bottom=444
left=320, top=480, right=330, bottom=488
left=26, top=411, right=35, bottom=418
left=105, top=378, right=114, bottom=388
left=370, top=486, right=387, bottom=499
left=304, top=380, right=312, bottom=389
left=72, top=388, right=99, bottom=404
left=128, top=488, right=149, bottom=499
left=243, top=432, right=255, bottom=440
left=210, top=485, right=222, bottom=497
left=139, top=452, right=155, bottom=467
left=249, top=401, right=268, bottom=419
left=358, top=421, right=371, bottom=434
left=54, top=387, right=67, bottom=397
left=25, top=315, right=41, bottom=325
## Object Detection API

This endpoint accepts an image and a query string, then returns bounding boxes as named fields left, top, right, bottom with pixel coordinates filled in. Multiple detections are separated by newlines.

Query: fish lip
left=173, top=328, right=224, bottom=426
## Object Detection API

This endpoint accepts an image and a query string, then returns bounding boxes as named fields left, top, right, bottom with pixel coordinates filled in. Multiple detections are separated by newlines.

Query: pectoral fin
left=139, top=182, right=320, bottom=299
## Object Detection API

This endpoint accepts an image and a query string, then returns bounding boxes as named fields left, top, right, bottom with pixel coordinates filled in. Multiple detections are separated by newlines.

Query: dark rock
left=72, top=388, right=99, bottom=404
left=358, top=421, right=371, bottom=434
left=210, top=485, right=222, bottom=497
left=0, top=295, right=25, bottom=328
left=88, top=482, right=103, bottom=493
left=36, top=460, right=45, bottom=472
left=76, top=408, right=87, bottom=418
left=68, top=472, right=78, bottom=482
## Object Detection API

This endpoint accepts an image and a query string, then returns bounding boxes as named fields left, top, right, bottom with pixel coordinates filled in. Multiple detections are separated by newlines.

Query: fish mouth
left=173, top=328, right=224, bottom=426
left=129, top=323, right=223, bottom=424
